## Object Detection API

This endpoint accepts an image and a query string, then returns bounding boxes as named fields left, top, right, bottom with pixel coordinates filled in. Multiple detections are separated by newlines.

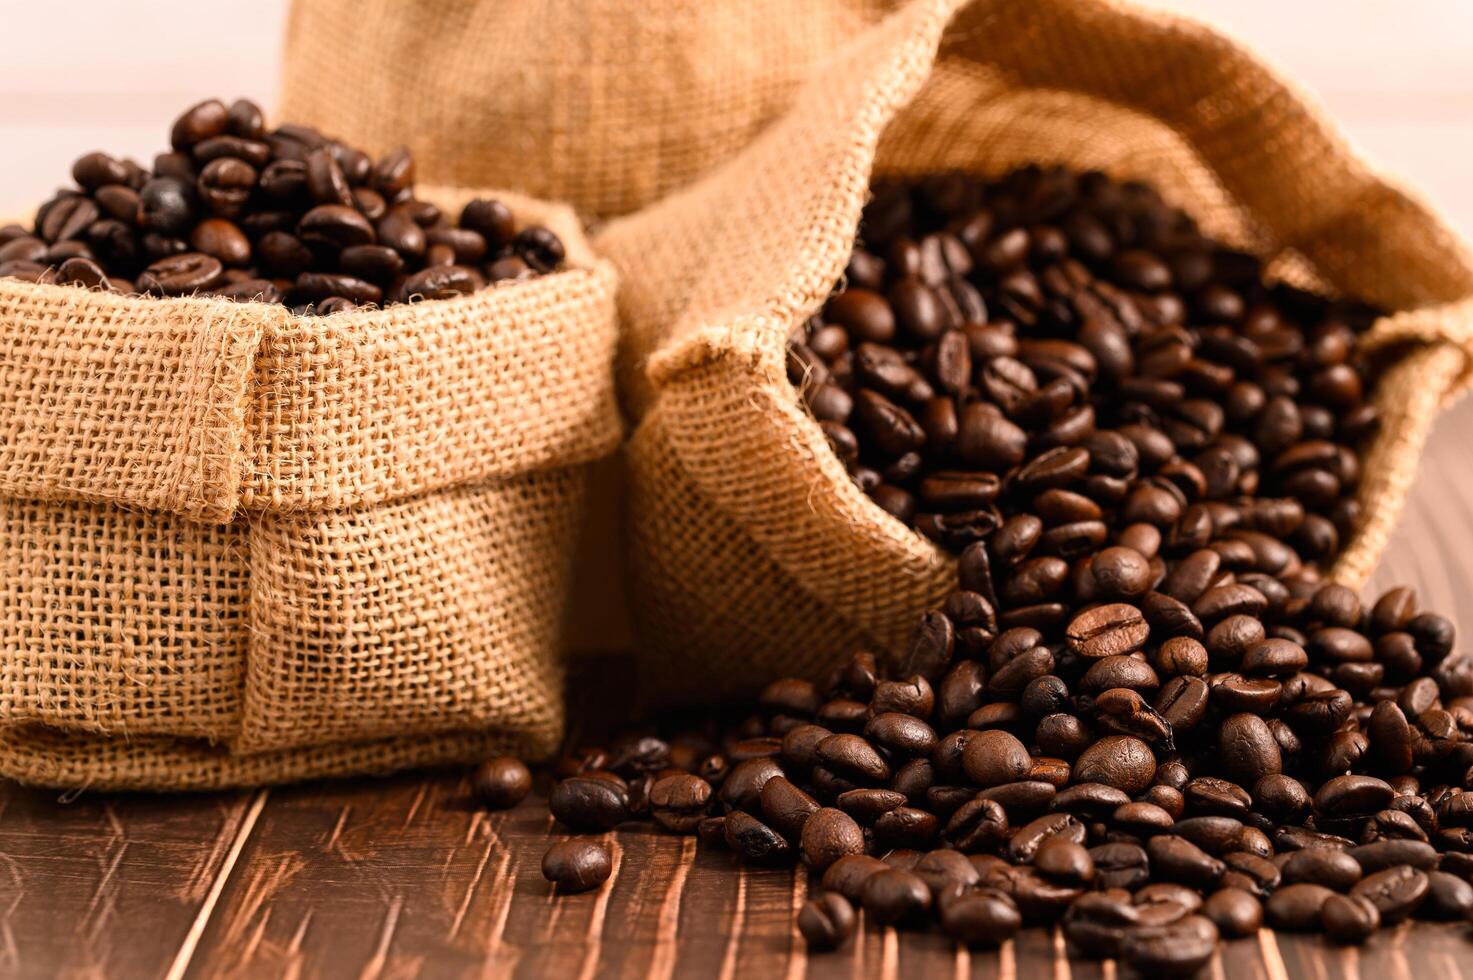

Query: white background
left=2, top=1, right=1471, bottom=236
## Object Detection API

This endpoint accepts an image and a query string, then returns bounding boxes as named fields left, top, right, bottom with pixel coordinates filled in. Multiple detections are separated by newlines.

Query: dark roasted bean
left=724, top=811, right=793, bottom=865
left=542, top=840, right=612, bottom=894
left=1350, top=866, right=1429, bottom=923
left=1267, top=882, right=1334, bottom=931
left=798, top=893, right=856, bottom=949
left=650, top=774, right=713, bottom=833
left=471, top=757, right=532, bottom=810
left=861, top=868, right=932, bottom=925
left=1321, top=893, right=1380, bottom=943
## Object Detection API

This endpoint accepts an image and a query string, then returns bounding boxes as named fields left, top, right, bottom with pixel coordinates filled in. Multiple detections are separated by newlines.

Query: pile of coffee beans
left=456, top=169, right=1467, bottom=974
left=483, top=574, right=1473, bottom=973
left=787, top=166, right=1378, bottom=570
left=0, top=98, right=564, bottom=313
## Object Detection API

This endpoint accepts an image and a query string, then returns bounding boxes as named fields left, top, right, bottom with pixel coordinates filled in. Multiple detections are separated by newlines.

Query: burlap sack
left=0, top=189, right=621, bottom=790
left=599, top=0, right=1473, bottom=704
left=277, top=0, right=900, bottom=221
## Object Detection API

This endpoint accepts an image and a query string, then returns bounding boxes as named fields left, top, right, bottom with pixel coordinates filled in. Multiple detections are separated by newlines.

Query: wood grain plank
left=0, top=783, right=256, bottom=980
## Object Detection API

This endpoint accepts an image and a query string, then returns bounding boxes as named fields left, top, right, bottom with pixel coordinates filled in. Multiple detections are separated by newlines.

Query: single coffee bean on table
left=470, top=756, right=532, bottom=810
left=2, top=97, right=565, bottom=313
left=541, top=840, right=613, bottom=894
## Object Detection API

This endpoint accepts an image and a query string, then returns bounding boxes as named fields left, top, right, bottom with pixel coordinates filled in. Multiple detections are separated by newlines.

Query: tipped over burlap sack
left=277, top=0, right=899, bottom=221
left=599, top=0, right=1473, bottom=705
left=0, top=189, right=621, bottom=790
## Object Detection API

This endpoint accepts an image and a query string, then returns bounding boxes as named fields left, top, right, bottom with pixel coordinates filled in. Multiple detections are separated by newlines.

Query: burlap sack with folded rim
left=598, top=0, right=1473, bottom=705
left=0, top=188, right=621, bottom=790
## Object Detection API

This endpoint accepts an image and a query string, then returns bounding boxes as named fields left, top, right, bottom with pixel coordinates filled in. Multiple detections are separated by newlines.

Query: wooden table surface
left=3, top=400, right=1473, bottom=978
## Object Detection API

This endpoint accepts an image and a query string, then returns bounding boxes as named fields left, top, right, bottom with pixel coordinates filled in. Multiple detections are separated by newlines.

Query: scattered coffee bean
left=862, top=868, right=932, bottom=925
left=798, top=893, right=857, bottom=950
left=470, top=756, right=532, bottom=810
left=1202, top=887, right=1262, bottom=937
left=1321, top=893, right=1380, bottom=943
left=542, top=840, right=612, bottom=894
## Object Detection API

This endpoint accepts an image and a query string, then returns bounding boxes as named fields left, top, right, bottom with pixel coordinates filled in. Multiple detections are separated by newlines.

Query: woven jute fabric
left=0, top=191, right=620, bottom=789
left=277, top=0, right=899, bottom=221
left=599, top=0, right=1473, bottom=704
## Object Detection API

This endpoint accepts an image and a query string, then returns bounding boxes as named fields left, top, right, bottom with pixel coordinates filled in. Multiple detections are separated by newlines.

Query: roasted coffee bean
left=1421, top=870, right=1473, bottom=920
left=197, top=157, right=256, bottom=216
left=550, top=776, right=628, bottom=831
left=1089, top=842, right=1149, bottom=890
left=38, top=195, right=100, bottom=243
left=1267, top=882, right=1334, bottom=931
left=1007, top=812, right=1085, bottom=864
left=873, top=806, right=941, bottom=849
left=800, top=808, right=865, bottom=870
left=371, top=145, right=415, bottom=198
left=1321, top=893, right=1380, bottom=943
left=650, top=774, right=713, bottom=833
left=460, top=198, right=516, bottom=248
left=1172, top=817, right=1245, bottom=856
left=1315, top=774, right=1395, bottom=820
left=1119, top=914, right=1218, bottom=977
left=798, top=893, right=857, bottom=950
left=1073, top=736, right=1156, bottom=794
left=137, top=177, right=193, bottom=236
left=721, top=758, right=784, bottom=811
left=912, top=848, right=979, bottom=895
left=939, top=889, right=1022, bottom=946
left=723, top=811, right=793, bottom=865
left=464, top=756, right=532, bottom=811
left=138, top=252, right=222, bottom=295
left=1147, top=835, right=1225, bottom=888
left=1351, top=866, right=1428, bottom=923
left=171, top=99, right=228, bottom=150
left=865, top=712, right=937, bottom=757
left=1034, top=837, right=1094, bottom=885
left=861, top=868, right=932, bottom=925
left=1203, top=887, right=1262, bottom=937
left=1280, top=847, right=1363, bottom=891
left=944, top=796, right=1010, bottom=852
left=1254, top=772, right=1313, bottom=825
left=1067, top=604, right=1150, bottom=658
left=754, top=774, right=817, bottom=841
left=872, top=676, right=935, bottom=718
left=55, top=257, right=111, bottom=290
left=1349, top=840, right=1438, bottom=874
left=821, top=854, right=889, bottom=903
left=818, top=734, right=890, bottom=783
left=962, top=730, right=1032, bottom=787
left=542, top=840, right=612, bottom=894
left=1052, top=782, right=1129, bottom=817
left=1217, top=713, right=1281, bottom=784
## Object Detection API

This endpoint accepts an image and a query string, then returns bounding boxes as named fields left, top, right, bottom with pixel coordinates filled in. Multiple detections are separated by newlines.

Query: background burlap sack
left=599, top=0, right=1473, bottom=705
left=0, top=189, right=621, bottom=790
left=277, top=0, right=900, bottom=221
